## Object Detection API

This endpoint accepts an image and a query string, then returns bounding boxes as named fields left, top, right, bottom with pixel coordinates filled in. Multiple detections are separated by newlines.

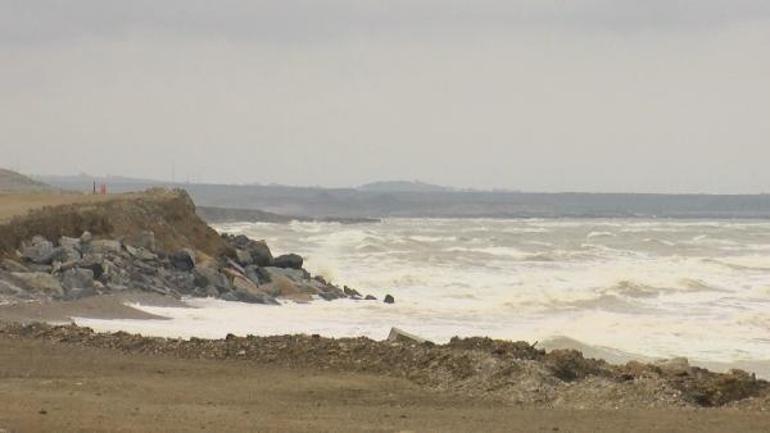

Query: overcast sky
left=1, top=1, right=769, bottom=192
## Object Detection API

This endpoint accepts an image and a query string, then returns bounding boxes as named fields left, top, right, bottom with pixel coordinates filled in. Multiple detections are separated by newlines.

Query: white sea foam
left=75, top=218, right=770, bottom=369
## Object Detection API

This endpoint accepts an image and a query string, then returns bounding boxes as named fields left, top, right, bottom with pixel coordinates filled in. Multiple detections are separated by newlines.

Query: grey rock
left=26, top=263, right=53, bottom=273
left=194, top=267, right=231, bottom=292
left=170, top=250, right=195, bottom=271
left=61, top=268, right=95, bottom=290
left=226, top=235, right=273, bottom=266
left=343, top=285, right=362, bottom=298
left=273, top=253, right=303, bottom=270
left=384, top=294, right=395, bottom=304
left=80, top=231, right=93, bottom=244
left=10, top=272, right=63, bottom=295
left=387, top=327, right=428, bottom=344
left=318, top=292, right=338, bottom=301
left=244, top=265, right=264, bottom=286
left=235, top=249, right=253, bottom=266
left=125, top=244, right=158, bottom=261
left=88, top=239, right=122, bottom=254
left=22, top=236, right=56, bottom=264
left=1, top=258, right=29, bottom=273
left=58, top=236, right=81, bottom=251
left=261, top=266, right=308, bottom=282
left=79, top=254, right=106, bottom=279
left=52, top=246, right=81, bottom=263
left=364, top=295, right=377, bottom=301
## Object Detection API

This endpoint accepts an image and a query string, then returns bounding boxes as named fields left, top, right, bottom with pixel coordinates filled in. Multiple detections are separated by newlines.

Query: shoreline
left=4, top=293, right=770, bottom=382
left=1, top=320, right=769, bottom=410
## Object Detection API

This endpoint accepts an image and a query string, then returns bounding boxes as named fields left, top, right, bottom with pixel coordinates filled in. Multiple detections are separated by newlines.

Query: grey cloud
left=2, top=0, right=770, bottom=45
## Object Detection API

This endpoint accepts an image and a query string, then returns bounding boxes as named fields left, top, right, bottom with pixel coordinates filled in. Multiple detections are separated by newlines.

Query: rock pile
left=2, top=322, right=767, bottom=410
left=0, top=231, right=378, bottom=305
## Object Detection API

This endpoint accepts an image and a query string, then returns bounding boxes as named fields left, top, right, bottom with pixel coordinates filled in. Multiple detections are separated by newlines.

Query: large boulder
left=61, top=268, right=95, bottom=290
left=258, top=267, right=328, bottom=301
left=10, top=272, right=63, bottom=295
left=169, top=250, right=195, bottom=271
left=235, top=249, right=254, bottom=266
left=273, top=253, right=303, bottom=270
left=21, top=236, right=56, bottom=264
left=51, top=246, right=81, bottom=263
left=79, top=254, right=106, bottom=279
left=225, top=234, right=273, bottom=266
left=193, top=267, right=232, bottom=292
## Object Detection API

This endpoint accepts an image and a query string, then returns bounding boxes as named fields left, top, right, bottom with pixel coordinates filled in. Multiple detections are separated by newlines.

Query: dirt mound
left=0, top=189, right=228, bottom=258
left=0, top=168, right=54, bottom=193
left=2, top=322, right=767, bottom=410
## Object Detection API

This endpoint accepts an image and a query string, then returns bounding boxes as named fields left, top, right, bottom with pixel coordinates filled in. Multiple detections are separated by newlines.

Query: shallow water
left=78, top=218, right=770, bottom=368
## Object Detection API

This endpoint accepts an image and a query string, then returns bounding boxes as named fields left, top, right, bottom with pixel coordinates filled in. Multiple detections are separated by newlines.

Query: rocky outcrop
left=0, top=230, right=373, bottom=305
left=0, top=188, right=379, bottom=306
left=0, top=189, right=229, bottom=259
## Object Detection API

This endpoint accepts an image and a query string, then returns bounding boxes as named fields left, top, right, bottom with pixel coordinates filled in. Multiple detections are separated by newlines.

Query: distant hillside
left=0, top=169, right=55, bottom=193
left=357, top=180, right=452, bottom=192
left=39, top=174, right=770, bottom=219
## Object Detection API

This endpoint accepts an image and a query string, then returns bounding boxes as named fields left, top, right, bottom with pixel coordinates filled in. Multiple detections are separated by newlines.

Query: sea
left=76, top=218, right=770, bottom=374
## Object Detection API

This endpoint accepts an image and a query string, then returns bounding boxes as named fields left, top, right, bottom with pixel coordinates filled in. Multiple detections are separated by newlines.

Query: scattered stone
left=364, top=295, right=377, bottom=301
left=387, top=327, right=429, bottom=344
left=384, top=294, right=395, bottom=304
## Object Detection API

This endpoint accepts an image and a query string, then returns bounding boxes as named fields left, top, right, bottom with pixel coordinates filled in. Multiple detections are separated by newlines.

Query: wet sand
left=1, top=337, right=768, bottom=433
left=0, top=293, right=180, bottom=323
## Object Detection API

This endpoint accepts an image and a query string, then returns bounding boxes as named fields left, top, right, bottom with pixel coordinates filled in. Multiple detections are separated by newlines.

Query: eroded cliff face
left=0, top=189, right=229, bottom=258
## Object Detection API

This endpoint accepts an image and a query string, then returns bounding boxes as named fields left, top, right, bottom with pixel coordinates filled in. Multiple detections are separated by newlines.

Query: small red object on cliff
left=100, top=183, right=107, bottom=195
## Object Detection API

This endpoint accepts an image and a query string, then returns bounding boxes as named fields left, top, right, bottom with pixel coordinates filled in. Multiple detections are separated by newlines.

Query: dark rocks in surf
left=224, top=234, right=274, bottom=267
left=0, top=231, right=361, bottom=306
left=273, top=253, right=303, bottom=270
left=384, top=294, right=395, bottom=304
